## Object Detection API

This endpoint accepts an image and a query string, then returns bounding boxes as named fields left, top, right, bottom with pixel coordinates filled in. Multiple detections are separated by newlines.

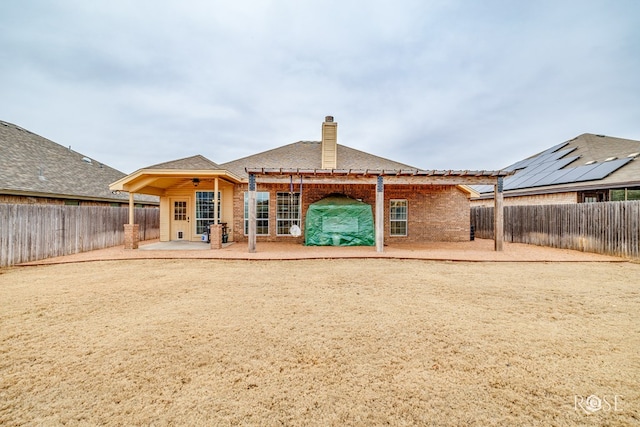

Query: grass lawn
left=1, top=259, right=638, bottom=426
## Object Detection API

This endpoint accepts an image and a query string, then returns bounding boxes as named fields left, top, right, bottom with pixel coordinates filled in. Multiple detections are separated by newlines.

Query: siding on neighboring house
left=472, top=192, right=578, bottom=207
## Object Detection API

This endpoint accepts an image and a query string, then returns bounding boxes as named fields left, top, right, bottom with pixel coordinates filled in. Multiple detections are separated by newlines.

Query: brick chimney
left=321, top=116, right=337, bottom=169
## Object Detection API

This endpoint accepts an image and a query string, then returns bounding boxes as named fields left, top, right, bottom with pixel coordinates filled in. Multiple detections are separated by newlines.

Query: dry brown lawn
left=1, top=259, right=639, bottom=426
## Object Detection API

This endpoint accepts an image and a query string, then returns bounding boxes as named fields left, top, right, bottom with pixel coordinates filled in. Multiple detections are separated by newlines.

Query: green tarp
left=304, top=194, right=375, bottom=246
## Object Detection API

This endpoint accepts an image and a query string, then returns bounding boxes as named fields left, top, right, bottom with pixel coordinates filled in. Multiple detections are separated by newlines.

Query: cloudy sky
left=2, top=0, right=639, bottom=173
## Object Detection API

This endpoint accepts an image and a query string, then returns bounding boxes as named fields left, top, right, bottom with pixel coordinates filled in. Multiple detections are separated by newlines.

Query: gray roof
left=474, top=133, right=640, bottom=195
left=220, top=141, right=416, bottom=178
left=0, top=120, right=158, bottom=204
left=146, top=154, right=220, bottom=170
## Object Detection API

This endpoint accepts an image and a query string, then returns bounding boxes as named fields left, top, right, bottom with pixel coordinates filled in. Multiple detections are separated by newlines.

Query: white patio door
left=171, top=198, right=190, bottom=240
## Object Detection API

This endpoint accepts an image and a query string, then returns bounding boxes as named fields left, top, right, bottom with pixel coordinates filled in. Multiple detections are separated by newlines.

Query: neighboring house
left=472, top=133, right=640, bottom=206
left=0, top=120, right=158, bottom=207
left=111, top=116, right=511, bottom=251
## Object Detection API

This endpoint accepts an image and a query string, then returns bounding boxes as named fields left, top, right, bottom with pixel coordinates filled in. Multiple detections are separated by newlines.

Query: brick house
left=472, top=133, right=640, bottom=206
left=111, top=117, right=511, bottom=251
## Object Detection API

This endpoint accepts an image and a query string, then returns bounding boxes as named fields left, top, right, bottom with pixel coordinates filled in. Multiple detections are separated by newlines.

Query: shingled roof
left=220, top=141, right=416, bottom=178
left=0, top=120, right=157, bottom=204
left=474, top=133, right=640, bottom=195
left=146, top=154, right=220, bottom=170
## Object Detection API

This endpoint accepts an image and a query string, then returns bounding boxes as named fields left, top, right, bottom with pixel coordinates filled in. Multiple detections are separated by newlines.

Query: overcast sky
left=2, top=0, right=639, bottom=173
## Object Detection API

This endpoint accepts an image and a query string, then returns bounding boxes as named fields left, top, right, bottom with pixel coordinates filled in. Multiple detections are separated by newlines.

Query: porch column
left=375, top=175, right=384, bottom=253
left=128, top=191, right=135, bottom=225
left=248, top=174, right=257, bottom=253
left=494, top=177, right=504, bottom=251
left=124, top=192, right=139, bottom=249
left=210, top=223, right=222, bottom=249
left=214, top=177, right=219, bottom=224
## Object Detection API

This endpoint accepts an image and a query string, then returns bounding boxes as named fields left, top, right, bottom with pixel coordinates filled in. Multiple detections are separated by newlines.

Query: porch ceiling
left=109, top=169, right=243, bottom=196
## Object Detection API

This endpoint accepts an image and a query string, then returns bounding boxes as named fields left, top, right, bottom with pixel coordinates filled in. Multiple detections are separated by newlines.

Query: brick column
left=124, top=224, right=139, bottom=249
left=210, top=224, right=223, bottom=249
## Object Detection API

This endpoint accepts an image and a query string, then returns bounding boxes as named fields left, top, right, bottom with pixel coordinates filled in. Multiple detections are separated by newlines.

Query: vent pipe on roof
left=321, top=116, right=337, bottom=169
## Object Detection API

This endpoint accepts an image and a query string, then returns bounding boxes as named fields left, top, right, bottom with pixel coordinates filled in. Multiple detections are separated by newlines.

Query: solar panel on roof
left=548, top=147, right=577, bottom=161
left=548, top=164, right=598, bottom=185
left=572, top=158, right=633, bottom=182
left=529, top=168, right=576, bottom=188
left=546, top=141, right=570, bottom=153
left=474, top=184, right=494, bottom=194
left=503, top=142, right=569, bottom=170
left=503, top=175, right=535, bottom=190
left=513, top=172, right=553, bottom=189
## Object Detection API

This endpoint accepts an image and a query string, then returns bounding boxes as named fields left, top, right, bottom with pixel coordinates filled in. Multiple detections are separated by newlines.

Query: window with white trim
left=244, top=192, right=269, bottom=235
left=276, top=192, right=300, bottom=235
left=195, top=191, right=221, bottom=235
left=390, top=199, right=407, bottom=236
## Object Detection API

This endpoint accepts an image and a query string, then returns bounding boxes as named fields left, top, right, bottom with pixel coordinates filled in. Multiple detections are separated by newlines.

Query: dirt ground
left=1, top=259, right=639, bottom=426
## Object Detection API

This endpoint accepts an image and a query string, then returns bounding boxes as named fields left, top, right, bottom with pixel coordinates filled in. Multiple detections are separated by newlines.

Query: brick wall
left=386, top=185, right=470, bottom=242
left=471, top=192, right=578, bottom=207
left=232, top=183, right=470, bottom=243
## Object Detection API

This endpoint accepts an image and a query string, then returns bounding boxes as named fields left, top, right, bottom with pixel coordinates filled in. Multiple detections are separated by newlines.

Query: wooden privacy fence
left=0, top=205, right=160, bottom=267
left=471, top=201, right=640, bottom=259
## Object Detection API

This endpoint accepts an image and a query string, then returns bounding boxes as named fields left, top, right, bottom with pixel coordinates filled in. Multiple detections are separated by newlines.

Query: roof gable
left=220, top=141, right=415, bottom=178
left=146, top=154, right=220, bottom=170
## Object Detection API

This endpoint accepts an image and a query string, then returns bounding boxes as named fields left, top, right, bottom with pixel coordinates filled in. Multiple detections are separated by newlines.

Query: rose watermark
left=574, top=394, right=623, bottom=414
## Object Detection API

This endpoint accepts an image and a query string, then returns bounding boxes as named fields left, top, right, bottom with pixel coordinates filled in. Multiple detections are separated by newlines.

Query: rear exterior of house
left=111, top=116, right=505, bottom=249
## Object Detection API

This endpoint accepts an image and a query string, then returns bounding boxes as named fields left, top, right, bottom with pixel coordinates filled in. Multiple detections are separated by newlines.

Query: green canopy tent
left=304, top=194, right=375, bottom=246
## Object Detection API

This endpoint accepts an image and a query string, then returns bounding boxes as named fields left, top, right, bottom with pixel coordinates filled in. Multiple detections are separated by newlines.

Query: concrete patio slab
left=139, top=241, right=213, bottom=251
left=17, top=238, right=628, bottom=266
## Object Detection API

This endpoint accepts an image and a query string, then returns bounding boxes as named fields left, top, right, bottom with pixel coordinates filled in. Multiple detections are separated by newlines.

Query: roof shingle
left=0, top=120, right=157, bottom=203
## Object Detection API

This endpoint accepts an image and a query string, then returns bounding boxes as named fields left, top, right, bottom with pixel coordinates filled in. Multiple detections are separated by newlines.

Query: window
left=610, top=188, right=640, bottom=201
left=390, top=199, right=407, bottom=236
left=174, top=201, right=187, bottom=220
left=276, top=192, right=300, bottom=235
left=195, top=191, right=222, bottom=234
left=244, top=192, right=269, bottom=235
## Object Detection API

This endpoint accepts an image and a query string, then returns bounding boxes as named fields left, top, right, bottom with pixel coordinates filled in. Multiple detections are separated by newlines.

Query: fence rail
left=0, top=205, right=159, bottom=267
left=471, top=201, right=640, bottom=259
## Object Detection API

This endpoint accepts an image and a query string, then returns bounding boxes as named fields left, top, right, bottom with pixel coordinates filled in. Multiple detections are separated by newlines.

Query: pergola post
left=248, top=174, right=257, bottom=253
left=494, top=177, right=504, bottom=251
left=375, top=175, right=384, bottom=253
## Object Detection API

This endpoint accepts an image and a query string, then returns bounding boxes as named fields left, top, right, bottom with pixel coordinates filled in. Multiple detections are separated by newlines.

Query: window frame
left=389, top=199, right=408, bottom=237
left=195, top=191, right=222, bottom=235
left=276, top=192, right=301, bottom=236
left=244, top=191, right=270, bottom=236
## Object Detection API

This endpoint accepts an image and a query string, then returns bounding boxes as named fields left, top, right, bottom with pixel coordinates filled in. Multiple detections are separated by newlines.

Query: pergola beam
left=246, top=175, right=505, bottom=186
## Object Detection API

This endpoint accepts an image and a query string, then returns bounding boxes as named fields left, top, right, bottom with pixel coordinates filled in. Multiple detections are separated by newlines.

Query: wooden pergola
left=246, top=168, right=514, bottom=253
